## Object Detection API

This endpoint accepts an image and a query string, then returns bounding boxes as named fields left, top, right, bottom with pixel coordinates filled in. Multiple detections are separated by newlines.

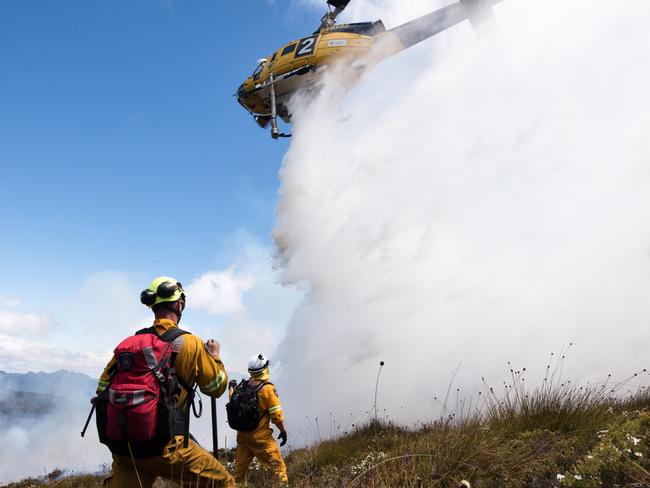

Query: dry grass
left=5, top=377, right=650, bottom=488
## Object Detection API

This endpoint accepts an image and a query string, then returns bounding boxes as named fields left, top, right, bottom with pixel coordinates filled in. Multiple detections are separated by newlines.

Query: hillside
left=0, top=390, right=54, bottom=419
left=4, top=384, right=650, bottom=488
left=0, top=370, right=97, bottom=426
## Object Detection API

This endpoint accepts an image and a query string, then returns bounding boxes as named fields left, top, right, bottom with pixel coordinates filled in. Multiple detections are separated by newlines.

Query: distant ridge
left=0, top=370, right=98, bottom=425
left=0, top=369, right=97, bottom=395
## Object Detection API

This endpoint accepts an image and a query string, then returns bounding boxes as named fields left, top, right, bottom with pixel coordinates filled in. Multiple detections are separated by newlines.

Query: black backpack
left=226, top=380, right=271, bottom=432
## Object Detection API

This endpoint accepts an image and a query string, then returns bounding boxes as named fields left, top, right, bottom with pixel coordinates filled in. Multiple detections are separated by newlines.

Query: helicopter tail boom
left=388, top=0, right=502, bottom=49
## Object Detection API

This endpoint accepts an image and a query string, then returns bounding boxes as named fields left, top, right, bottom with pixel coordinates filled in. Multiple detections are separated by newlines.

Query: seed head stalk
left=374, top=361, right=385, bottom=422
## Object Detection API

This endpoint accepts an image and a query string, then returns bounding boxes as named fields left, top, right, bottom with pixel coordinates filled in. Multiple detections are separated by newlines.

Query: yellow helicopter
left=236, top=0, right=502, bottom=139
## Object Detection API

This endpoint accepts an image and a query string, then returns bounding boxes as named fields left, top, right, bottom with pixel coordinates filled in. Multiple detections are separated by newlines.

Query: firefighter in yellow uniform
left=97, top=276, right=235, bottom=488
left=230, top=354, right=288, bottom=485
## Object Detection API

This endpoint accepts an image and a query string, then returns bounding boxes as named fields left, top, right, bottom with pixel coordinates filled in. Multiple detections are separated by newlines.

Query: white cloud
left=0, top=309, right=58, bottom=338
left=0, top=249, right=299, bottom=379
left=182, top=235, right=303, bottom=375
left=0, top=333, right=108, bottom=376
left=187, top=269, right=255, bottom=316
left=220, top=315, right=279, bottom=372
left=0, top=272, right=148, bottom=376
left=57, top=271, right=151, bottom=352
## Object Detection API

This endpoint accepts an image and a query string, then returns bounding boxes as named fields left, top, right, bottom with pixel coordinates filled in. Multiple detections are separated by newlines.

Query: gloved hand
left=205, top=339, right=221, bottom=357
left=228, top=379, right=238, bottom=389
left=278, top=431, right=288, bottom=447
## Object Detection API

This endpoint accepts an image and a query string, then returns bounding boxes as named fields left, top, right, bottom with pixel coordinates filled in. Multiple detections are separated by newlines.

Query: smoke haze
left=0, top=371, right=107, bottom=483
left=273, top=0, right=650, bottom=439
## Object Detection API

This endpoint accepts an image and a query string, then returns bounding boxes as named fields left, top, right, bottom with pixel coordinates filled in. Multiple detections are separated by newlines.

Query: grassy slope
left=5, top=386, right=650, bottom=488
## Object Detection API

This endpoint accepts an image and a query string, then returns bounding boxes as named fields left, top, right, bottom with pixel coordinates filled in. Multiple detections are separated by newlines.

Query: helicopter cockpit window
left=252, top=62, right=265, bottom=80
left=281, top=43, right=297, bottom=56
left=270, top=52, right=278, bottom=62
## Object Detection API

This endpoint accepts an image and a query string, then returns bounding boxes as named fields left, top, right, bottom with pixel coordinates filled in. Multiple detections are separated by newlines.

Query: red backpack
left=94, top=326, right=195, bottom=458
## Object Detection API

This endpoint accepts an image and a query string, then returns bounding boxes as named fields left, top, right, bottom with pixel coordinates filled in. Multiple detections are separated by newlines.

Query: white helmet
left=248, top=353, right=270, bottom=374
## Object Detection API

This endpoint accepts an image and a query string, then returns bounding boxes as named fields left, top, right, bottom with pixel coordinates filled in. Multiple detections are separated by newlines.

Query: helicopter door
left=295, top=35, right=319, bottom=58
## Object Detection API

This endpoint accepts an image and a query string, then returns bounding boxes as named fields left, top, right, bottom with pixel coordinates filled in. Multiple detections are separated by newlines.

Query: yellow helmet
left=140, top=276, right=185, bottom=307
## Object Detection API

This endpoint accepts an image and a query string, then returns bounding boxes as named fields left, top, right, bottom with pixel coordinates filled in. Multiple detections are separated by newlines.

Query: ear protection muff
left=157, top=281, right=182, bottom=299
left=140, top=289, right=157, bottom=306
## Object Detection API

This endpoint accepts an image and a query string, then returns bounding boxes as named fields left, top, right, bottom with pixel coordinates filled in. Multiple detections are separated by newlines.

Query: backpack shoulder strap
left=255, top=381, right=273, bottom=392
left=254, top=382, right=274, bottom=419
left=135, top=326, right=157, bottom=336
left=134, top=326, right=190, bottom=342
left=160, top=328, right=190, bottom=343
left=158, top=328, right=192, bottom=392
left=157, top=328, right=190, bottom=375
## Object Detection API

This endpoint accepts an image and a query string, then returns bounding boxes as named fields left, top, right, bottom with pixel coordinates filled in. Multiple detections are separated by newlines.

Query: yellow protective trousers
left=234, top=431, right=288, bottom=484
left=104, top=435, right=235, bottom=488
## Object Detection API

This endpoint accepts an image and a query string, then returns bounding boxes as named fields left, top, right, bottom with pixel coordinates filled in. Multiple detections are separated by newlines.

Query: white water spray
left=274, top=0, right=650, bottom=439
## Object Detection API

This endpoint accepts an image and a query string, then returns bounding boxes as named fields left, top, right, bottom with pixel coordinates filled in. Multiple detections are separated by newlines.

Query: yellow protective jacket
left=97, top=319, right=228, bottom=410
left=234, top=379, right=287, bottom=483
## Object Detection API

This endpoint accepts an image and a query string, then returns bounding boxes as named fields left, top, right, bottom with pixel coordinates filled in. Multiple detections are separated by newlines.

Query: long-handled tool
left=211, top=397, right=218, bottom=458
left=81, top=403, right=96, bottom=437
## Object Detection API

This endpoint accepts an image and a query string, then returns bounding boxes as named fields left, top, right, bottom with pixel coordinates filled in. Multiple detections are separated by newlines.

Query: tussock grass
left=6, top=370, right=650, bottom=488
left=1, top=474, right=102, bottom=488
left=1, top=474, right=177, bottom=488
left=258, top=362, right=650, bottom=488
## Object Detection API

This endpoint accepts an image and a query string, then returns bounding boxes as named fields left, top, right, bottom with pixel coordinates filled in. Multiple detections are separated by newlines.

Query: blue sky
left=0, top=0, right=315, bottom=282
left=0, top=0, right=329, bottom=373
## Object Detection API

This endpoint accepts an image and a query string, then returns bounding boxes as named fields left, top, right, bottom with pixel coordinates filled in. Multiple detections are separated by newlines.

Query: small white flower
left=587, top=455, right=594, bottom=459
left=632, top=436, right=641, bottom=446
left=574, top=475, right=583, bottom=480
left=557, top=474, right=565, bottom=481
left=635, top=452, right=643, bottom=458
